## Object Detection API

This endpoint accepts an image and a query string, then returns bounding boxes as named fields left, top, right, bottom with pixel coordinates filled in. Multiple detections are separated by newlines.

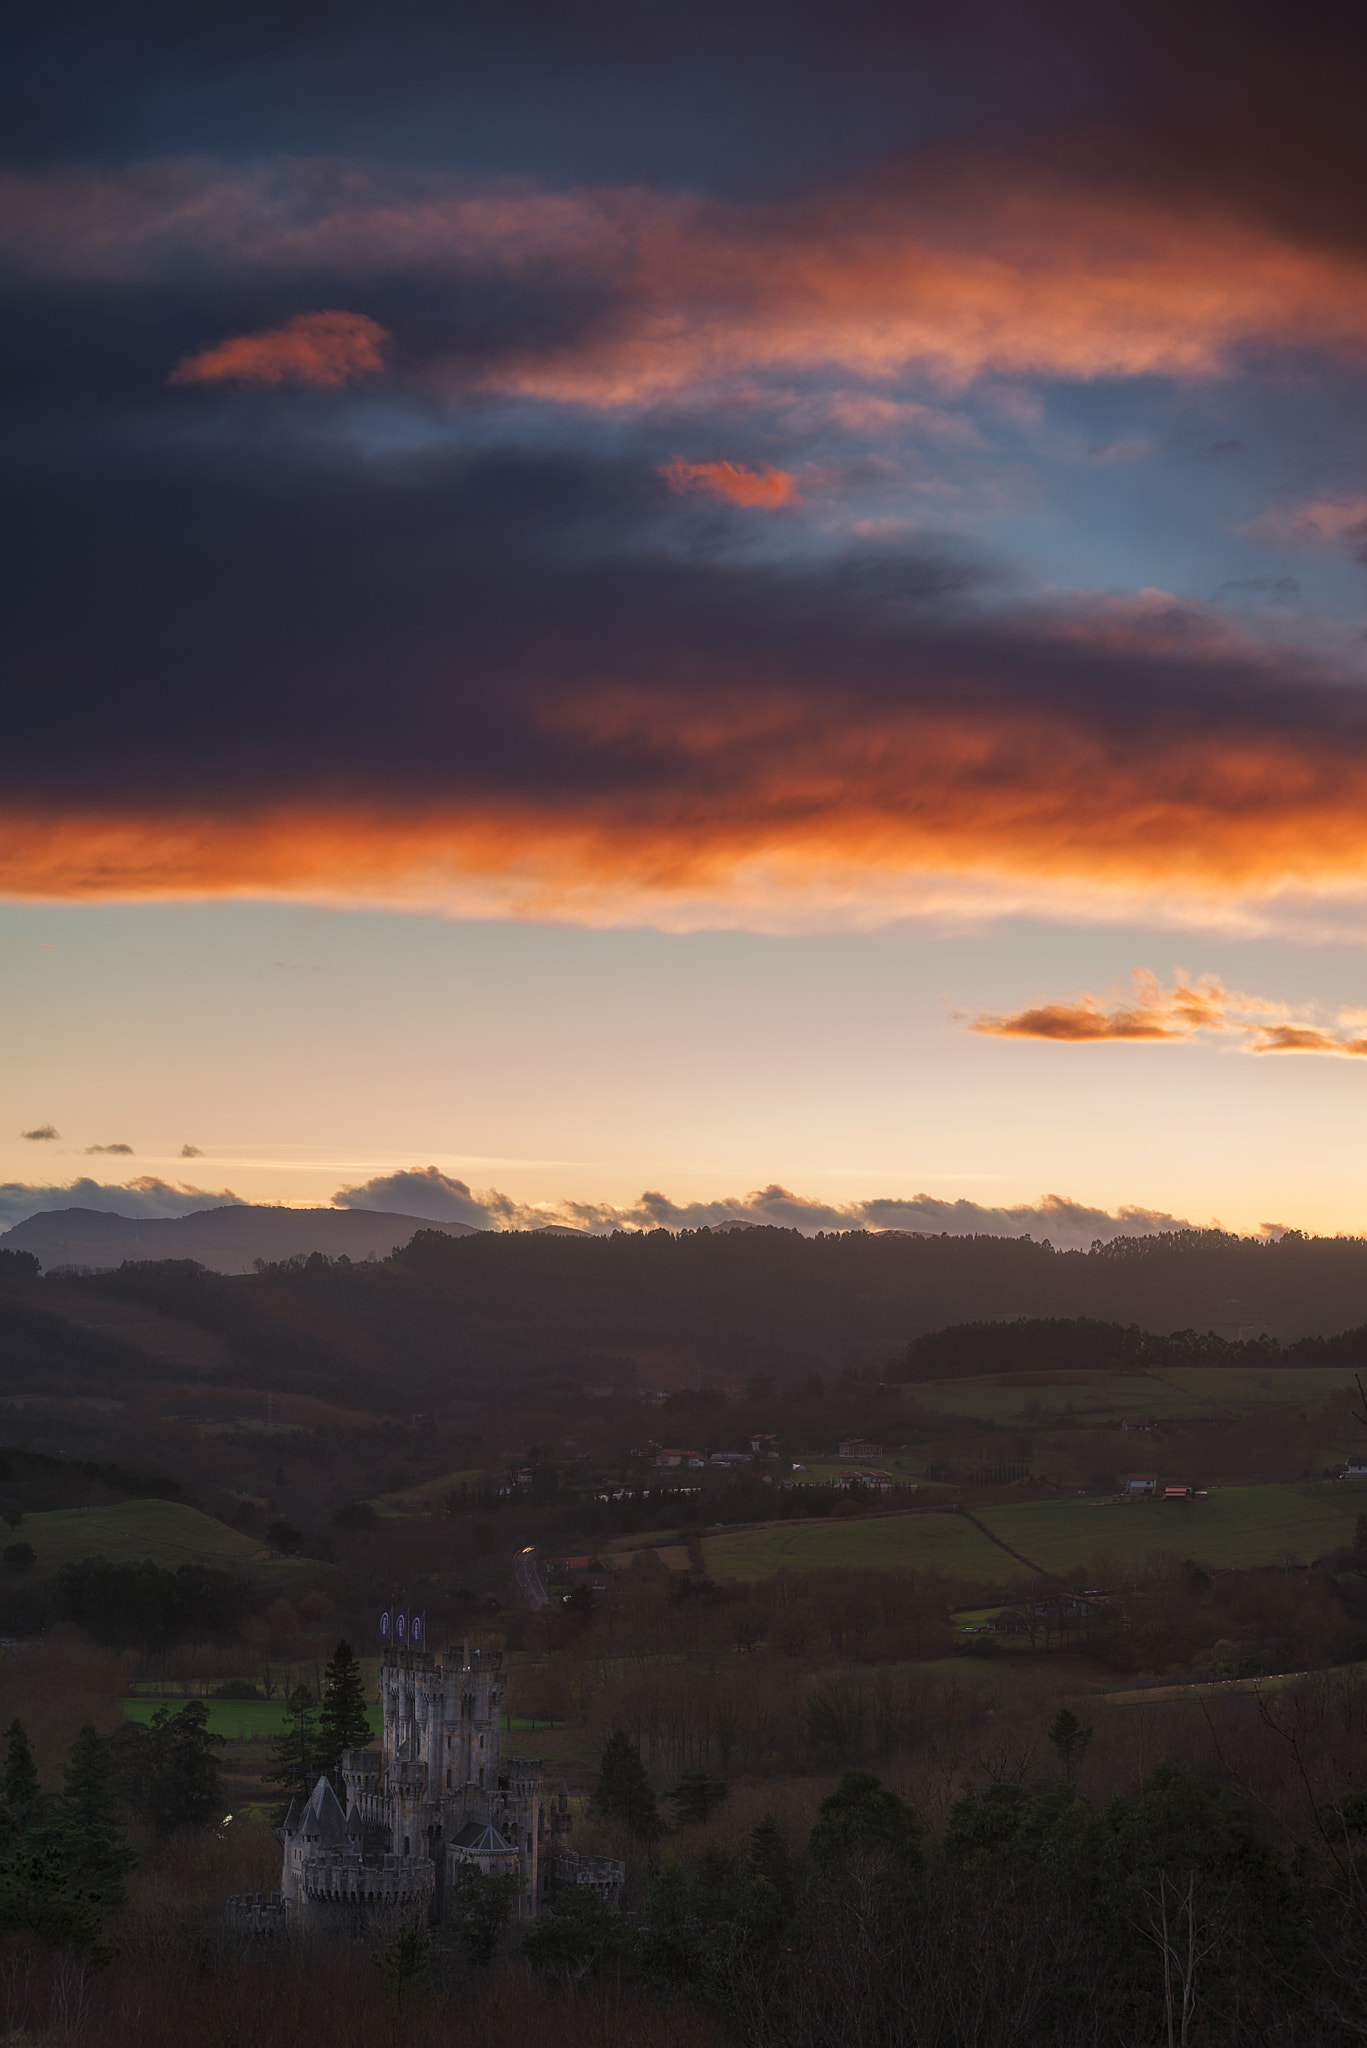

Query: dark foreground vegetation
left=5, top=1226, right=1367, bottom=2040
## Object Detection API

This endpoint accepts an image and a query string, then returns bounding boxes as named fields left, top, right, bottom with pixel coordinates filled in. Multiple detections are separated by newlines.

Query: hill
left=0, top=1205, right=480, bottom=1275
left=8, top=1222, right=1367, bottom=1415
left=5, top=1498, right=306, bottom=1581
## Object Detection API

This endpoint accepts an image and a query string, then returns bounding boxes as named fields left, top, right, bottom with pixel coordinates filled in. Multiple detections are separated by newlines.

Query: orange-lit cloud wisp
left=169, top=310, right=389, bottom=390
left=969, top=970, right=1367, bottom=1055
left=660, top=460, right=798, bottom=508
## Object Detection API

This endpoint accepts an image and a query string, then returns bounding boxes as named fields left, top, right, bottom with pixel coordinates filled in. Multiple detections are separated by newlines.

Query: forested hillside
left=7, top=1224, right=1367, bottom=1413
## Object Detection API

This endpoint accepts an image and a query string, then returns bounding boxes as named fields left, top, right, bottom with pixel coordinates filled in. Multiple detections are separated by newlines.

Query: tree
left=808, top=1770, right=922, bottom=1882
left=746, top=1815, right=796, bottom=1919
left=2, top=1720, right=40, bottom=1824
left=2, top=1544, right=34, bottom=1569
left=665, top=1771, right=729, bottom=1829
left=330, top=1501, right=378, bottom=1534
left=372, top=1921, right=430, bottom=2009
left=448, top=1860, right=520, bottom=1965
left=1353, top=1513, right=1367, bottom=1576
left=591, top=1731, right=664, bottom=1842
left=316, top=1639, right=372, bottom=1788
left=521, top=1885, right=637, bottom=1984
left=1048, top=1707, right=1094, bottom=1786
left=266, top=1518, right=302, bottom=1555
left=58, top=1726, right=136, bottom=1905
left=266, top=1686, right=318, bottom=1814
left=113, top=1701, right=225, bottom=1835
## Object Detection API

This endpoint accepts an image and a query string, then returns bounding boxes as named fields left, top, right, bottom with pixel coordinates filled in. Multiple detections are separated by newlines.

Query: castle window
left=446, top=1770, right=451, bottom=1788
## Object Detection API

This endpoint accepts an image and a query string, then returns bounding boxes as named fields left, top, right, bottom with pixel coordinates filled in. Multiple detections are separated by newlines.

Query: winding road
left=515, top=1545, right=551, bottom=1610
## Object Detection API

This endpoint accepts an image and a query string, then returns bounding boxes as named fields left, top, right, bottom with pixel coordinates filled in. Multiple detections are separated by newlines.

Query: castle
left=276, top=1639, right=624, bottom=1936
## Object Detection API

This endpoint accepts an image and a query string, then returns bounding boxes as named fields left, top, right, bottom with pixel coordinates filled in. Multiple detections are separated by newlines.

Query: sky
left=6, top=0, right=1367, bottom=1243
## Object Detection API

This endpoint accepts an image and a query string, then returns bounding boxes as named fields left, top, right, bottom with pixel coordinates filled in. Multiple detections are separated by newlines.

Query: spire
left=303, top=1775, right=347, bottom=1844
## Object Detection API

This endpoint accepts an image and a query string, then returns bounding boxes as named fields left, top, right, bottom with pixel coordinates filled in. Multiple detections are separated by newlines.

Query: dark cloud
left=6, top=6, right=1367, bottom=932
left=330, top=1168, right=1193, bottom=1249
left=333, top=1166, right=521, bottom=1227
left=179, top=1143, right=204, bottom=1157
left=0, top=1176, right=243, bottom=1227
left=84, top=1143, right=133, bottom=1154
left=19, top=1125, right=58, bottom=1141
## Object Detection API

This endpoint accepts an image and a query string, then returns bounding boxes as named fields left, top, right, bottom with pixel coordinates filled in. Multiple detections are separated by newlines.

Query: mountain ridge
left=0, top=1204, right=481, bottom=1275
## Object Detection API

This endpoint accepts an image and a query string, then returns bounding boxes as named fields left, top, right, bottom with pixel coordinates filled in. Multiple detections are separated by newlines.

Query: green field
left=11, top=1500, right=310, bottom=1581
left=701, top=1511, right=1009, bottom=1582
left=980, top=1481, right=1367, bottom=1575
left=121, top=1696, right=383, bottom=1740
left=903, top=1364, right=1356, bottom=1424
left=700, top=1481, right=1367, bottom=1585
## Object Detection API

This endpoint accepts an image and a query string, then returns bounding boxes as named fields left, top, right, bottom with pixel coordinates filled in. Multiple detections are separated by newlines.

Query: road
left=515, top=1545, right=550, bottom=1610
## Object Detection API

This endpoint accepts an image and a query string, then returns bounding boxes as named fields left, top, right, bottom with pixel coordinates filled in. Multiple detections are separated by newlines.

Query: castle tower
left=279, top=1635, right=622, bottom=1936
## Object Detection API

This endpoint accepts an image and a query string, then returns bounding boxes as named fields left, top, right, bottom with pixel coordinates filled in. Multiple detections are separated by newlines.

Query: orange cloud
left=660, top=460, right=798, bottom=508
left=1248, top=1025, right=1367, bottom=1055
left=970, top=971, right=1235, bottom=1043
left=15, top=160, right=1367, bottom=404
left=971, top=972, right=1367, bottom=1056
left=169, top=310, right=389, bottom=390
left=13, top=606, right=1367, bottom=933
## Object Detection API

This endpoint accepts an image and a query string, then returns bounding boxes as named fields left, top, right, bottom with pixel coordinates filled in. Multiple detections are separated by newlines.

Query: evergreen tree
left=372, top=1921, right=430, bottom=2009
left=1048, top=1706, right=1094, bottom=1786
left=809, top=1770, right=922, bottom=1882
left=521, top=1885, right=638, bottom=1985
left=316, top=1639, right=372, bottom=1789
left=58, top=1725, right=136, bottom=1904
left=266, top=1685, right=319, bottom=1815
left=448, top=1860, right=520, bottom=1965
left=591, top=1731, right=664, bottom=1842
left=112, top=1701, right=225, bottom=1835
left=665, top=1769, right=729, bottom=1829
left=1, top=1720, right=40, bottom=1825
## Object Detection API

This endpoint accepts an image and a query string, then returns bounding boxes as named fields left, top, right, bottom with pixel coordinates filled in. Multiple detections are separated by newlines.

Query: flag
left=395, top=1609, right=408, bottom=1644
left=410, top=1610, right=425, bottom=1650
left=378, top=1605, right=392, bottom=1643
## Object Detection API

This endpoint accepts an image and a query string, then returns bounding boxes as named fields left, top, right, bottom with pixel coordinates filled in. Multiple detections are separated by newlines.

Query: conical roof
left=452, top=1819, right=514, bottom=1854
left=302, top=1775, right=346, bottom=1843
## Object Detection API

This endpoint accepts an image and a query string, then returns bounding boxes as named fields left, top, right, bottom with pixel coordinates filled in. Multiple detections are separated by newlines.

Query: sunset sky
left=7, top=0, right=1367, bottom=1241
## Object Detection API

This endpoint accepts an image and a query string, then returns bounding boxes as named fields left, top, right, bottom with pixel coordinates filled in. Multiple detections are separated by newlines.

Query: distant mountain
left=0, top=1205, right=480, bottom=1275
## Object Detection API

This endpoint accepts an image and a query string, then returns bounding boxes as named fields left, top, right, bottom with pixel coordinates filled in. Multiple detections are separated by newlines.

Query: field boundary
left=955, top=1505, right=1049, bottom=1578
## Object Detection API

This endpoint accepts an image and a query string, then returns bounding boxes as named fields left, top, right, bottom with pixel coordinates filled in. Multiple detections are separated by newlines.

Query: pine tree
left=58, top=1725, right=136, bottom=1904
left=266, top=1686, right=319, bottom=1815
left=1048, top=1706, right=1094, bottom=1786
left=316, top=1640, right=372, bottom=1789
left=591, top=1731, right=664, bottom=1842
left=2, top=1721, right=40, bottom=1825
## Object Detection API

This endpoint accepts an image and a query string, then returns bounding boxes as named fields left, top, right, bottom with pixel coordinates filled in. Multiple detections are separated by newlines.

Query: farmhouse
left=1122, top=1472, right=1159, bottom=1495
left=1345, top=1458, right=1367, bottom=1480
left=838, top=1438, right=883, bottom=1459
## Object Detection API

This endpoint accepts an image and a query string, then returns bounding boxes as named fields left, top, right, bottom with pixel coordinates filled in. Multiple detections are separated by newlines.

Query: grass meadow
left=11, top=1500, right=311, bottom=1583
left=697, top=1480, right=1367, bottom=1586
left=700, top=1511, right=1008, bottom=1581
left=903, top=1364, right=1357, bottom=1424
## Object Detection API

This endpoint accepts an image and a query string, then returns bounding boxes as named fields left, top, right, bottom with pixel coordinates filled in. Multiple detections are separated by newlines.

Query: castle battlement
left=297, top=1849, right=434, bottom=1908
